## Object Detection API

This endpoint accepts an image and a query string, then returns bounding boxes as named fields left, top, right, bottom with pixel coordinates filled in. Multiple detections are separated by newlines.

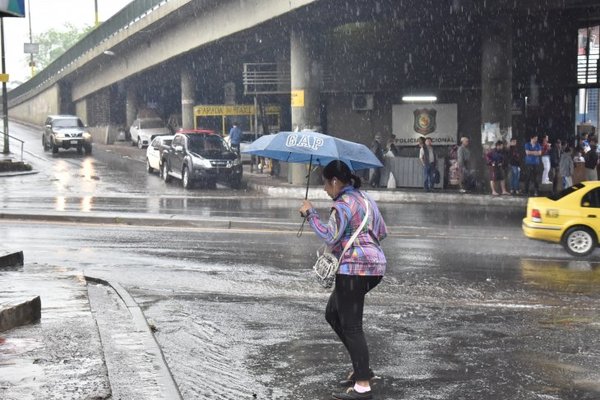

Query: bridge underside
left=8, top=0, right=600, bottom=165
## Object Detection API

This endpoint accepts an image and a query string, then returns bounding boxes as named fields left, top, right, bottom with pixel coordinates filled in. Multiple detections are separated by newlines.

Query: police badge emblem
left=413, top=108, right=437, bottom=135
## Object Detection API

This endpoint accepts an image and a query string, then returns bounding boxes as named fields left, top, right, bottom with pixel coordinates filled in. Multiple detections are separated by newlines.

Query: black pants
left=370, top=168, right=382, bottom=187
left=524, top=164, right=540, bottom=194
left=551, top=166, right=559, bottom=194
left=326, top=274, right=382, bottom=381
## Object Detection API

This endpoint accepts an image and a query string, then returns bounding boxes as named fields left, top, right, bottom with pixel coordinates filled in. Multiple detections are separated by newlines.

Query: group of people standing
left=374, top=131, right=599, bottom=196
left=448, top=133, right=598, bottom=197
left=484, top=133, right=598, bottom=197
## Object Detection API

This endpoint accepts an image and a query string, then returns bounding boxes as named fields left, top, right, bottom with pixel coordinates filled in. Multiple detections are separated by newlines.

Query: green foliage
left=32, top=23, right=93, bottom=71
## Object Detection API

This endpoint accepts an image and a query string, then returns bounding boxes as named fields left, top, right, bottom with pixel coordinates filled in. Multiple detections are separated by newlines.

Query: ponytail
left=350, top=174, right=362, bottom=189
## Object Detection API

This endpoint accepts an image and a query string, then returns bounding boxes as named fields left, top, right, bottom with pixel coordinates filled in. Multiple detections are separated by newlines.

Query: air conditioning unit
left=352, top=94, right=374, bottom=111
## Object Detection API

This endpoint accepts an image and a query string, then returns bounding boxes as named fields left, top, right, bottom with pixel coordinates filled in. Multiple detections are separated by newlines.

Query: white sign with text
left=392, top=103, right=458, bottom=146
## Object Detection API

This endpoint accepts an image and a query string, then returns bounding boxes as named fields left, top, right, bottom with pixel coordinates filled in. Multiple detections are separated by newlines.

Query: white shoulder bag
left=312, top=194, right=370, bottom=289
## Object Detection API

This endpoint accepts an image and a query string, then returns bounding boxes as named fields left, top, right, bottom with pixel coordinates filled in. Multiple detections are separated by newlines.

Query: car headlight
left=55, top=132, right=65, bottom=139
left=83, top=132, right=92, bottom=140
left=232, top=158, right=241, bottom=166
left=195, top=158, right=212, bottom=169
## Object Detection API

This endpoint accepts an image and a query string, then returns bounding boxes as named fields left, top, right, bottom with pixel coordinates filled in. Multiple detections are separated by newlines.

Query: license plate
left=70, top=140, right=78, bottom=144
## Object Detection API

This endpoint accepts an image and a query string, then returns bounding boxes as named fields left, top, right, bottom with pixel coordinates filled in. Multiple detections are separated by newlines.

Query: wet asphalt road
left=2, top=122, right=600, bottom=399
left=2, top=220, right=600, bottom=399
left=1, top=122, right=524, bottom=228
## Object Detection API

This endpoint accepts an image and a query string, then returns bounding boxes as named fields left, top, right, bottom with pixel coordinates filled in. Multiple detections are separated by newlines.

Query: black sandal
left=339, top=369, right=375, bottom=387
left=332, top=387, right=373, bottom=400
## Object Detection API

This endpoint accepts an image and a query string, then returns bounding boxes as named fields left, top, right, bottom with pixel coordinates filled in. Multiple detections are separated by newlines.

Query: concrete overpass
left=6, top=0, right=600, bottom=182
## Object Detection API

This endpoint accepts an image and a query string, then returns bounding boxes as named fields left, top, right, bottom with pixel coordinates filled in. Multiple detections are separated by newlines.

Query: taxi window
left=581, top=187, right=600, bottom=208
left=549, top=183, right=585, bottom=201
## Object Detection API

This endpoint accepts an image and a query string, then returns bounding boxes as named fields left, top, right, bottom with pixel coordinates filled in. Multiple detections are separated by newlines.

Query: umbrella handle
left=296, top=217, right=306, bottom=238
left=305, top=155, right=312, bottom=200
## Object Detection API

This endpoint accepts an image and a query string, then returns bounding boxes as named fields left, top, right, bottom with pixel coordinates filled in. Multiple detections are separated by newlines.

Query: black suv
left=161, top=130, right=243, bottom=189
left=43, top=115, right=92, bottom=155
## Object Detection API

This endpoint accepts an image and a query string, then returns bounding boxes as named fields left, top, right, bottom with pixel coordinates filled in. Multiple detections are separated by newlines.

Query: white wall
left=10, top=84, right=60, bottom=125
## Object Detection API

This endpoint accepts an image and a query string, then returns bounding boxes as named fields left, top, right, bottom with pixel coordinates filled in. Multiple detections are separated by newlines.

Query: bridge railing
left=8, top=0, right=172, bottom=105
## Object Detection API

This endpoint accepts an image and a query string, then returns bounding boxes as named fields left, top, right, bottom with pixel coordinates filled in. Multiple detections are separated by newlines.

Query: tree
left=32, top=23, right=93, bottom=71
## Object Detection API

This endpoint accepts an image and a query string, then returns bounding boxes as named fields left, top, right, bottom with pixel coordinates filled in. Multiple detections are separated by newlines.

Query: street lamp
left=95, top=0, right=99, bottom=26
left=1, top=16, right=7, bottom=154
left=1, top=1, right=27, bottom=155
left=27, top=0, right=34, bottom=76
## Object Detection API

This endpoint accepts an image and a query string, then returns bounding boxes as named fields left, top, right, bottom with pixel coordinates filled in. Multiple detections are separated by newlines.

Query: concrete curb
left=0, top=209, right=516, bottom=236
left=247, top=180, right=529, bottom=206
left=0, top=210, right=301, bottom=231
left=0, top=170, right=39, bottom=178
left=0, top=296, right=41, bottom=333
left=0, top=251, right=24, bottom=268
left=84, top=276, right=183, bottom=400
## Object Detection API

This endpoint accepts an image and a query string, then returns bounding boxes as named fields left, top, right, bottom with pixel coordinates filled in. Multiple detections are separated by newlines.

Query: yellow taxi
left=522, top=181, right=600, bottom=257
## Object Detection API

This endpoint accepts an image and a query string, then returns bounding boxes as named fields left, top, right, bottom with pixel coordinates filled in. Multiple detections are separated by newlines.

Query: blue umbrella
left=244, top=130, right=382, bottom=171
left=243, top=130, right=382, bottom=199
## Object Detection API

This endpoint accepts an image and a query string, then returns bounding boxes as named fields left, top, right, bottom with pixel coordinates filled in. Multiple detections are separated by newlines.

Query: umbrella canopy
left=242, top=131, right=383, bottom=171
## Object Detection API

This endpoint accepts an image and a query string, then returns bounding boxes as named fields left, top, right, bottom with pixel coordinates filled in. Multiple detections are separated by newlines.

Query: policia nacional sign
left=392, top=103, right=457, bottom=146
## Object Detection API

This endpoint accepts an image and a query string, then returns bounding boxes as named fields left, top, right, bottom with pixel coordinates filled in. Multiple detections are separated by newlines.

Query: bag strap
left=338, top=193, right=370, bottom=264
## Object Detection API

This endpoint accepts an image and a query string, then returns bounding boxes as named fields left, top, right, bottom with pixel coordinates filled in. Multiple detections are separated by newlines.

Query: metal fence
left=1, top=132, right=25, bottom=162
left=8, top=0, right=172, bottom=105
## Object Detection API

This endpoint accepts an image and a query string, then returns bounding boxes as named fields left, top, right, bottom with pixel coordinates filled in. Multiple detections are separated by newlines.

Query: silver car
left=130, top=118, right=171, bottom=149
left=42, top=115, right=93, bottom=155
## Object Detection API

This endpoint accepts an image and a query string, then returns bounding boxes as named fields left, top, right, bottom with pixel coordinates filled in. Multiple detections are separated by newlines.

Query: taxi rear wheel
left=562, top=226, right=597, bottom=257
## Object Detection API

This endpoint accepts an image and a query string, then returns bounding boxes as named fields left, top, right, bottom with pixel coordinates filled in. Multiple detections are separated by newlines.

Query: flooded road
left=2, top=220, right=599, bottom=399
left=2, top=121, right=599, bottom=399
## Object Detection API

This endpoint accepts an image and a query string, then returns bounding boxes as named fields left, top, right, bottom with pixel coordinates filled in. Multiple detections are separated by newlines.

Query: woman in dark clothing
left=508, top=137, right=523, bottom=195
left=299, top=160, right=388, bottom=400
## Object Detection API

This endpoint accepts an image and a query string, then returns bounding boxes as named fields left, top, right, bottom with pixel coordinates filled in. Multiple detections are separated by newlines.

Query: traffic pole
left=1, top=17, right=9, bottom=155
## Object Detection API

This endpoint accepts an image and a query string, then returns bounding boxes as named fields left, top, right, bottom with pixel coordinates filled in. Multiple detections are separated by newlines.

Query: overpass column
left=289, top=29, right=322, bottom=185
left=181, top=67, right=195, bottom=130
left=481, top=15, right=513, bottom=147
left=126, top=84, right=137, bottom=128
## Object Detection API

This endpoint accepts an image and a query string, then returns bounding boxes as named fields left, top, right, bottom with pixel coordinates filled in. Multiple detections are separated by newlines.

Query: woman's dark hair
left=322, top=160, right=362, bottom=189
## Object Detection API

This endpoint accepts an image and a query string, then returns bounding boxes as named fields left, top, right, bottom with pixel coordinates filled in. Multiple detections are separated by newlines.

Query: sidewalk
left=94, top=140, right=530, bottom=207
left=0, top=264, right=110, bottom=399
left=7, top=120, right=529, bottom=207
left=243, top=165, right=530, bottom=207
left=0, top=261, right=180, bottom=399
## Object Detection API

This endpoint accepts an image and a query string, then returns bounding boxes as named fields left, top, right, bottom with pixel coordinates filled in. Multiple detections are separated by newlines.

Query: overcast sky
left=3, top=0, right=133, bottom=82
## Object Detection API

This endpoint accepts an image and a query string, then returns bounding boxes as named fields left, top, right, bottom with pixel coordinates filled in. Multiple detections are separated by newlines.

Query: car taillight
left=531, top=209, right=542, bottom=222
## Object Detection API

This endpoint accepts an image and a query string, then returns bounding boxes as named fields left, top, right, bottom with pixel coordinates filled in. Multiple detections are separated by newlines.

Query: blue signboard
left=0, top=0, right=25, bottom=18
